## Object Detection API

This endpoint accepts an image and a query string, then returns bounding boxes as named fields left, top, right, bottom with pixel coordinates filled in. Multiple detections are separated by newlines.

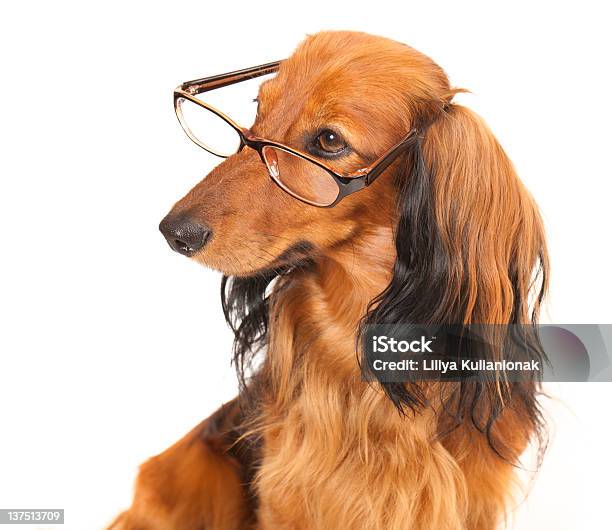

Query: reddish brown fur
left=108, top=403, right=251, bottom=530
left=110, top=31, right=547, bottom=529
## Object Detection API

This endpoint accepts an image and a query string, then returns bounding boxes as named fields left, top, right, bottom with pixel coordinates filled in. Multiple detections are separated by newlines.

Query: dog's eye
left=315, top=130, right=347, bottom=154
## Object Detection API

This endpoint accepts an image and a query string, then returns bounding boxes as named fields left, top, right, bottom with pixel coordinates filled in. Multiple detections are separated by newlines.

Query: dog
left=109, top=30, right=548, bottom=530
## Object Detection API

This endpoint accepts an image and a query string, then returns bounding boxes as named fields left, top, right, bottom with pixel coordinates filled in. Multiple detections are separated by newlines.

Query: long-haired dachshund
left=110, top=31, right=548, bottom=530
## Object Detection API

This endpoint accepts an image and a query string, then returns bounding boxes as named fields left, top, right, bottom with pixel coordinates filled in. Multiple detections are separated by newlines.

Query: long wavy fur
left=221, top=103, right=549, bottom=462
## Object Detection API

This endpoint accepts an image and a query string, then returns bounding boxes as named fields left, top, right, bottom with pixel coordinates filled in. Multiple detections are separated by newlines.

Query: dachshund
left=109, top=30, right=548, bottom=530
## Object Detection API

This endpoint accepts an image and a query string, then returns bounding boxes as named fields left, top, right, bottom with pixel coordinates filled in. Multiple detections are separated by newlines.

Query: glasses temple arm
left=364, top=129, right=419, bottom=185
left=180, top=60, right=283, bottom=95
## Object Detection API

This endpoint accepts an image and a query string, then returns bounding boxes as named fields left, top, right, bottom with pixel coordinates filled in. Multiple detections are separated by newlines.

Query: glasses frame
left=174, top=60, right=418, bottom=207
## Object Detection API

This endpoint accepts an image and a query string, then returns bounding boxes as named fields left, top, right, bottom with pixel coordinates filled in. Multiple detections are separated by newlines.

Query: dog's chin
left=192, top=240, right=316, bottom=278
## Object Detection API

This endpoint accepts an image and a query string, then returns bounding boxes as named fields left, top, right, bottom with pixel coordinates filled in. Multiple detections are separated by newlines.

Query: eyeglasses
left=174, top=60, right=418, bottom=207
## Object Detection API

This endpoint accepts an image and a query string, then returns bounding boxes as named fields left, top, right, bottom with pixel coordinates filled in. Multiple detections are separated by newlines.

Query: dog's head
left=161, top=31, right=549, bottom=451
left=160, top=31, right=454, bottom=276
left=161, top=28, right=547, bottom=322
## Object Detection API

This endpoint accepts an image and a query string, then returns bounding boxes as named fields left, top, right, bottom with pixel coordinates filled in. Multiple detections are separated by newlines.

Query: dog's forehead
left=256, top=51, right=395, bottom=130
left=262, top=43, right=398, bottom=103
left=252, top=31, right=449, bottom=143
left=264, top=60, right=356, bottom=100
left=255, top=60, right=408, bottom=144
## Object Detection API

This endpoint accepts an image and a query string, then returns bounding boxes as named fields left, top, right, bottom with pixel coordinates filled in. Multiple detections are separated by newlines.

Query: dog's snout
left=159, top=215, right=212, bottom=256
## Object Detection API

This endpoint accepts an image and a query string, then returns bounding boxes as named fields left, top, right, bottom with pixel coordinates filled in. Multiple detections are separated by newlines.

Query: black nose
left=159, top=215, right=212, bottom=256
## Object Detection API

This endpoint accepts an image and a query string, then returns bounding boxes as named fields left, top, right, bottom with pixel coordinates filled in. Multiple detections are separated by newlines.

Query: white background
left=1, top=1, right=611, bottom=529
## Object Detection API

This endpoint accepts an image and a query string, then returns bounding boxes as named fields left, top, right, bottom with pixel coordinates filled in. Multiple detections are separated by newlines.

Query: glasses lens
left=262, top=146, right=340, bottom=206
left=176, top=97, right=241, bottom=157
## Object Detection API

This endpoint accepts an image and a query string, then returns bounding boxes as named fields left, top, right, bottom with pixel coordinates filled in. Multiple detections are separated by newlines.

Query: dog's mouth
left=238, top=240, right=316, bottom=279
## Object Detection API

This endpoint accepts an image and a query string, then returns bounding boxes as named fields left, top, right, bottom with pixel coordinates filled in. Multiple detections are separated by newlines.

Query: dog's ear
left=362, top=104, right=548, bottom=455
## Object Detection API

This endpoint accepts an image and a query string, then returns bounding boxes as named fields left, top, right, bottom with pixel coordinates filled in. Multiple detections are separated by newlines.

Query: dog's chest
left=253, top=391, right=438, bottom=530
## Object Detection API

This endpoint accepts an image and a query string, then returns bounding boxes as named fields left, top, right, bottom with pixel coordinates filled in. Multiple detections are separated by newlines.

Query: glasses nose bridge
left=241, top=127, right=256, bottom=141
left=240, top=127, right=267, bottom=146
left=237, top=128, right=268, bottom=163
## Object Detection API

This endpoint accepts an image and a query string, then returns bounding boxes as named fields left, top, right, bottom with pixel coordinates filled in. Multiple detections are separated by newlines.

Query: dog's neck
left=317, top=226, right=396, bottom=330
left=265, top=227, right=396, bottom=408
